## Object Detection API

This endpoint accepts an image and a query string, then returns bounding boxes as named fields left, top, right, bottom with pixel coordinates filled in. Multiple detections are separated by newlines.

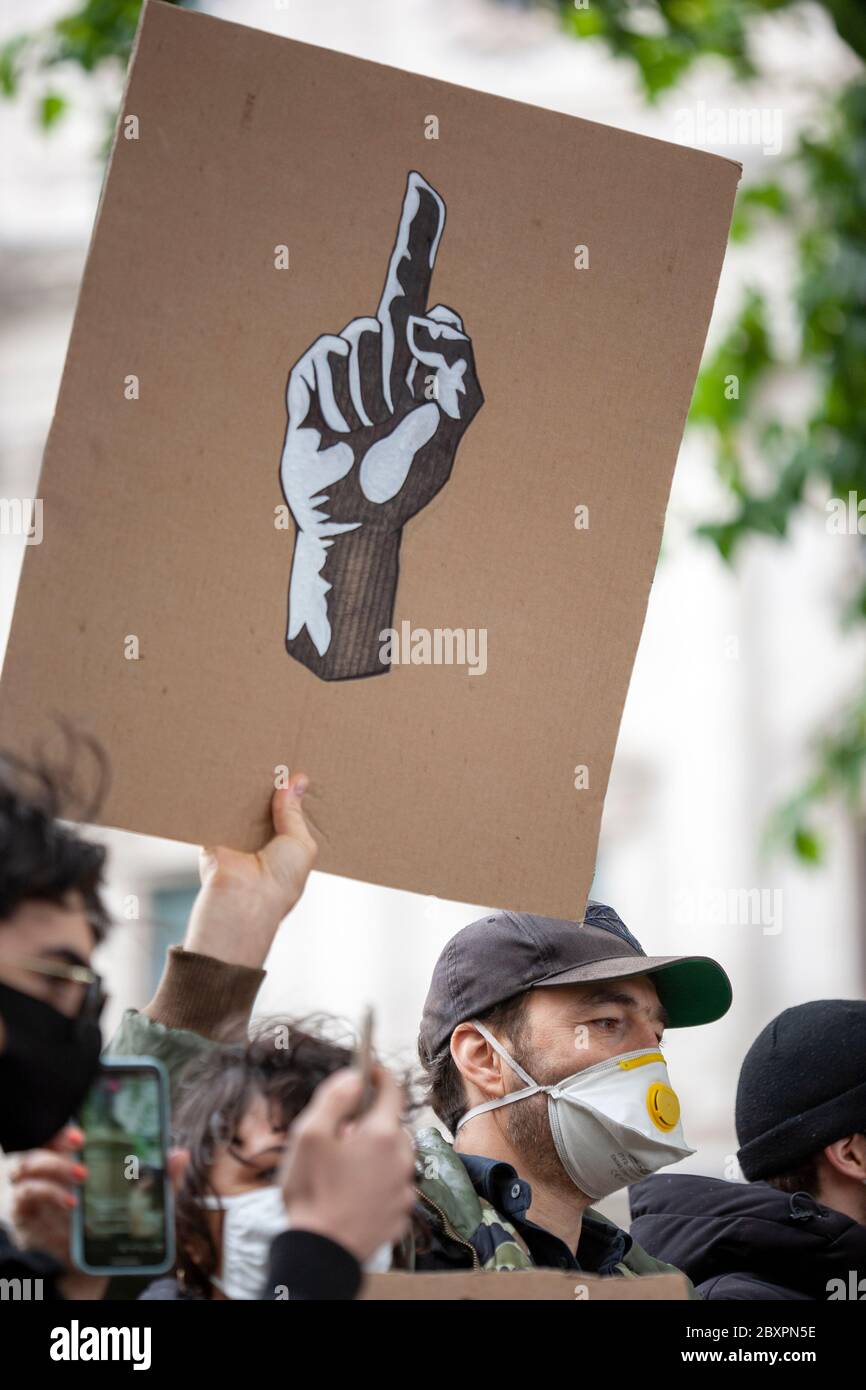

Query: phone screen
left=78, top=1062, right=170, bottom=1271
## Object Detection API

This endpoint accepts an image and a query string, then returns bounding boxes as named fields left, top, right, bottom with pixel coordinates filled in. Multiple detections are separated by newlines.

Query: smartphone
left=71, top=1056, right=174, bottom=1278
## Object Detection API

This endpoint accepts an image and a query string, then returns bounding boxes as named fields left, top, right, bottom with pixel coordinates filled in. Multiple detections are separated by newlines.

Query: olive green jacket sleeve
left=105, top=946, right=265, bottom=1103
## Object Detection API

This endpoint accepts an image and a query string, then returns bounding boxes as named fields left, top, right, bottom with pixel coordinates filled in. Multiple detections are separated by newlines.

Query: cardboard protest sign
left=0, top=0, right=739, bottom=918
left=361, top=1271, right=689, bottom=1300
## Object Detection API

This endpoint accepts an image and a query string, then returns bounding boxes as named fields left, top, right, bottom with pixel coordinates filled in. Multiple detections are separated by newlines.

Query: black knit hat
left=736, top=1000, right=866, bottom=1180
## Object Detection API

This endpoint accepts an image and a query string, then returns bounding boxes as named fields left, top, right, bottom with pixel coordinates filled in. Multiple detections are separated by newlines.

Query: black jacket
left=139, top=1230, right=362, bottom=1301
left=629, top=1172, right=866, bottom=1300
left=1, top=1221, right=360, bottom=1302
left=0, top=1223, right=65, bottom=1299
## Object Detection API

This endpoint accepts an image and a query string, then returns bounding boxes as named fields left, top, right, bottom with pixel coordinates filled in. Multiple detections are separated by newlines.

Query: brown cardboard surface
left=0, top=0, right=739, bottom=917
left=361, top=1270, right=689, bottom=1300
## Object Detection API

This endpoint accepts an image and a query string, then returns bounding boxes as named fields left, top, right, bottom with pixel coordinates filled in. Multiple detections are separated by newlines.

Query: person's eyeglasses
left=13, top=956, right=106, bottom=1022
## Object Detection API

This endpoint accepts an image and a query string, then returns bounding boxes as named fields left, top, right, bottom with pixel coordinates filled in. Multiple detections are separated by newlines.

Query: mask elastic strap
left=454, top=1019, right=549, bottom=1132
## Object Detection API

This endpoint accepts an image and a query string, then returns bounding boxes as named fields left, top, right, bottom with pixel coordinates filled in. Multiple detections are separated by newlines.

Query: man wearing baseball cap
left=410, top=901, right=731, bottom=1285
left=629, top=999, right=866, bottom=1299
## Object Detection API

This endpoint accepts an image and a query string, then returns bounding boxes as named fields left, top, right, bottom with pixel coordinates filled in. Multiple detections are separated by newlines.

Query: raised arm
left=108, top=774, right=317, bottom=1095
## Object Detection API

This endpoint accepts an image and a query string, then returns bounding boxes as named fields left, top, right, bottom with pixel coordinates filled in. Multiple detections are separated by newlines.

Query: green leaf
left=39, top=91, right=66, bottom=129
left=793, top=826, right=823, bottom=863
left=0, top=34, right=29, bottom=98
left=730, top=181, right=790, bottom=241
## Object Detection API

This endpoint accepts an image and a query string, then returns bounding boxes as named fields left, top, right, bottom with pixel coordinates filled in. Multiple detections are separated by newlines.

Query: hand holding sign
left=279, top=171, right=484, bottom=681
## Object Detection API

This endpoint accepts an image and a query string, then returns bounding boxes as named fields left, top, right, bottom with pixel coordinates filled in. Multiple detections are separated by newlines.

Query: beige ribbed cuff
left=142, top=945, right=265, bottom=1040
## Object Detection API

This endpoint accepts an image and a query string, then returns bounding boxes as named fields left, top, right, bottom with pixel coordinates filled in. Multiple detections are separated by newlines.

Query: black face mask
left=0, top=980, right=102, bottom=1152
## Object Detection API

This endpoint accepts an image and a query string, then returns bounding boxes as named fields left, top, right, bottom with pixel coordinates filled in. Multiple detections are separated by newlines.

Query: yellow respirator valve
left=646, top=1083, right=680, bottom=1132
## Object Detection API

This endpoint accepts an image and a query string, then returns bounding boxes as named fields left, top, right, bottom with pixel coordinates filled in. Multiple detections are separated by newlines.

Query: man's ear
left=450, top=1022, right=508, bottom=1104
left=823, top=1133, right=866, bottom=1183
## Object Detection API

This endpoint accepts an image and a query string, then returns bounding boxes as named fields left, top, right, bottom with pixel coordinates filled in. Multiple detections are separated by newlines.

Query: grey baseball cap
left=418, top=902, right=732, bottom=1061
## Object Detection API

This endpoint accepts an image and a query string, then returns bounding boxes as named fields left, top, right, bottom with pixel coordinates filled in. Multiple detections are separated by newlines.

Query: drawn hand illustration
left=279, top=171, right=484, bottom=681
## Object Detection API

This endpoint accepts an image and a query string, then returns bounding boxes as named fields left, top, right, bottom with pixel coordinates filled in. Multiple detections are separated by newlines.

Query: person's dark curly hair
left=172, top=1019, right=355, bottom=1298
left=0, top=730, right=111, bottom=940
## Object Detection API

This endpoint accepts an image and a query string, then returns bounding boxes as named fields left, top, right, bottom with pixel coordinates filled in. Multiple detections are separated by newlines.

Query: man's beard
left=502, top=1046, right=592, bottom=1203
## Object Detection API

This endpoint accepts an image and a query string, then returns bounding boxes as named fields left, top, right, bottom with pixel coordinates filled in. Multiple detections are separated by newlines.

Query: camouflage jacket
left=405, top=1127, right=700, bottom=1295
left=109, top=988, right=698, bottom=1296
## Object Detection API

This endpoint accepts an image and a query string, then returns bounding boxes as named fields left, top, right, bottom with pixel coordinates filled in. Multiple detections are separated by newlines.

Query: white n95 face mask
left=201, top=1185, right=289, bottom=1301
left=455, top=1020, right=695, bottom=1201
left=200, top=1185, right=395, bottom=1299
